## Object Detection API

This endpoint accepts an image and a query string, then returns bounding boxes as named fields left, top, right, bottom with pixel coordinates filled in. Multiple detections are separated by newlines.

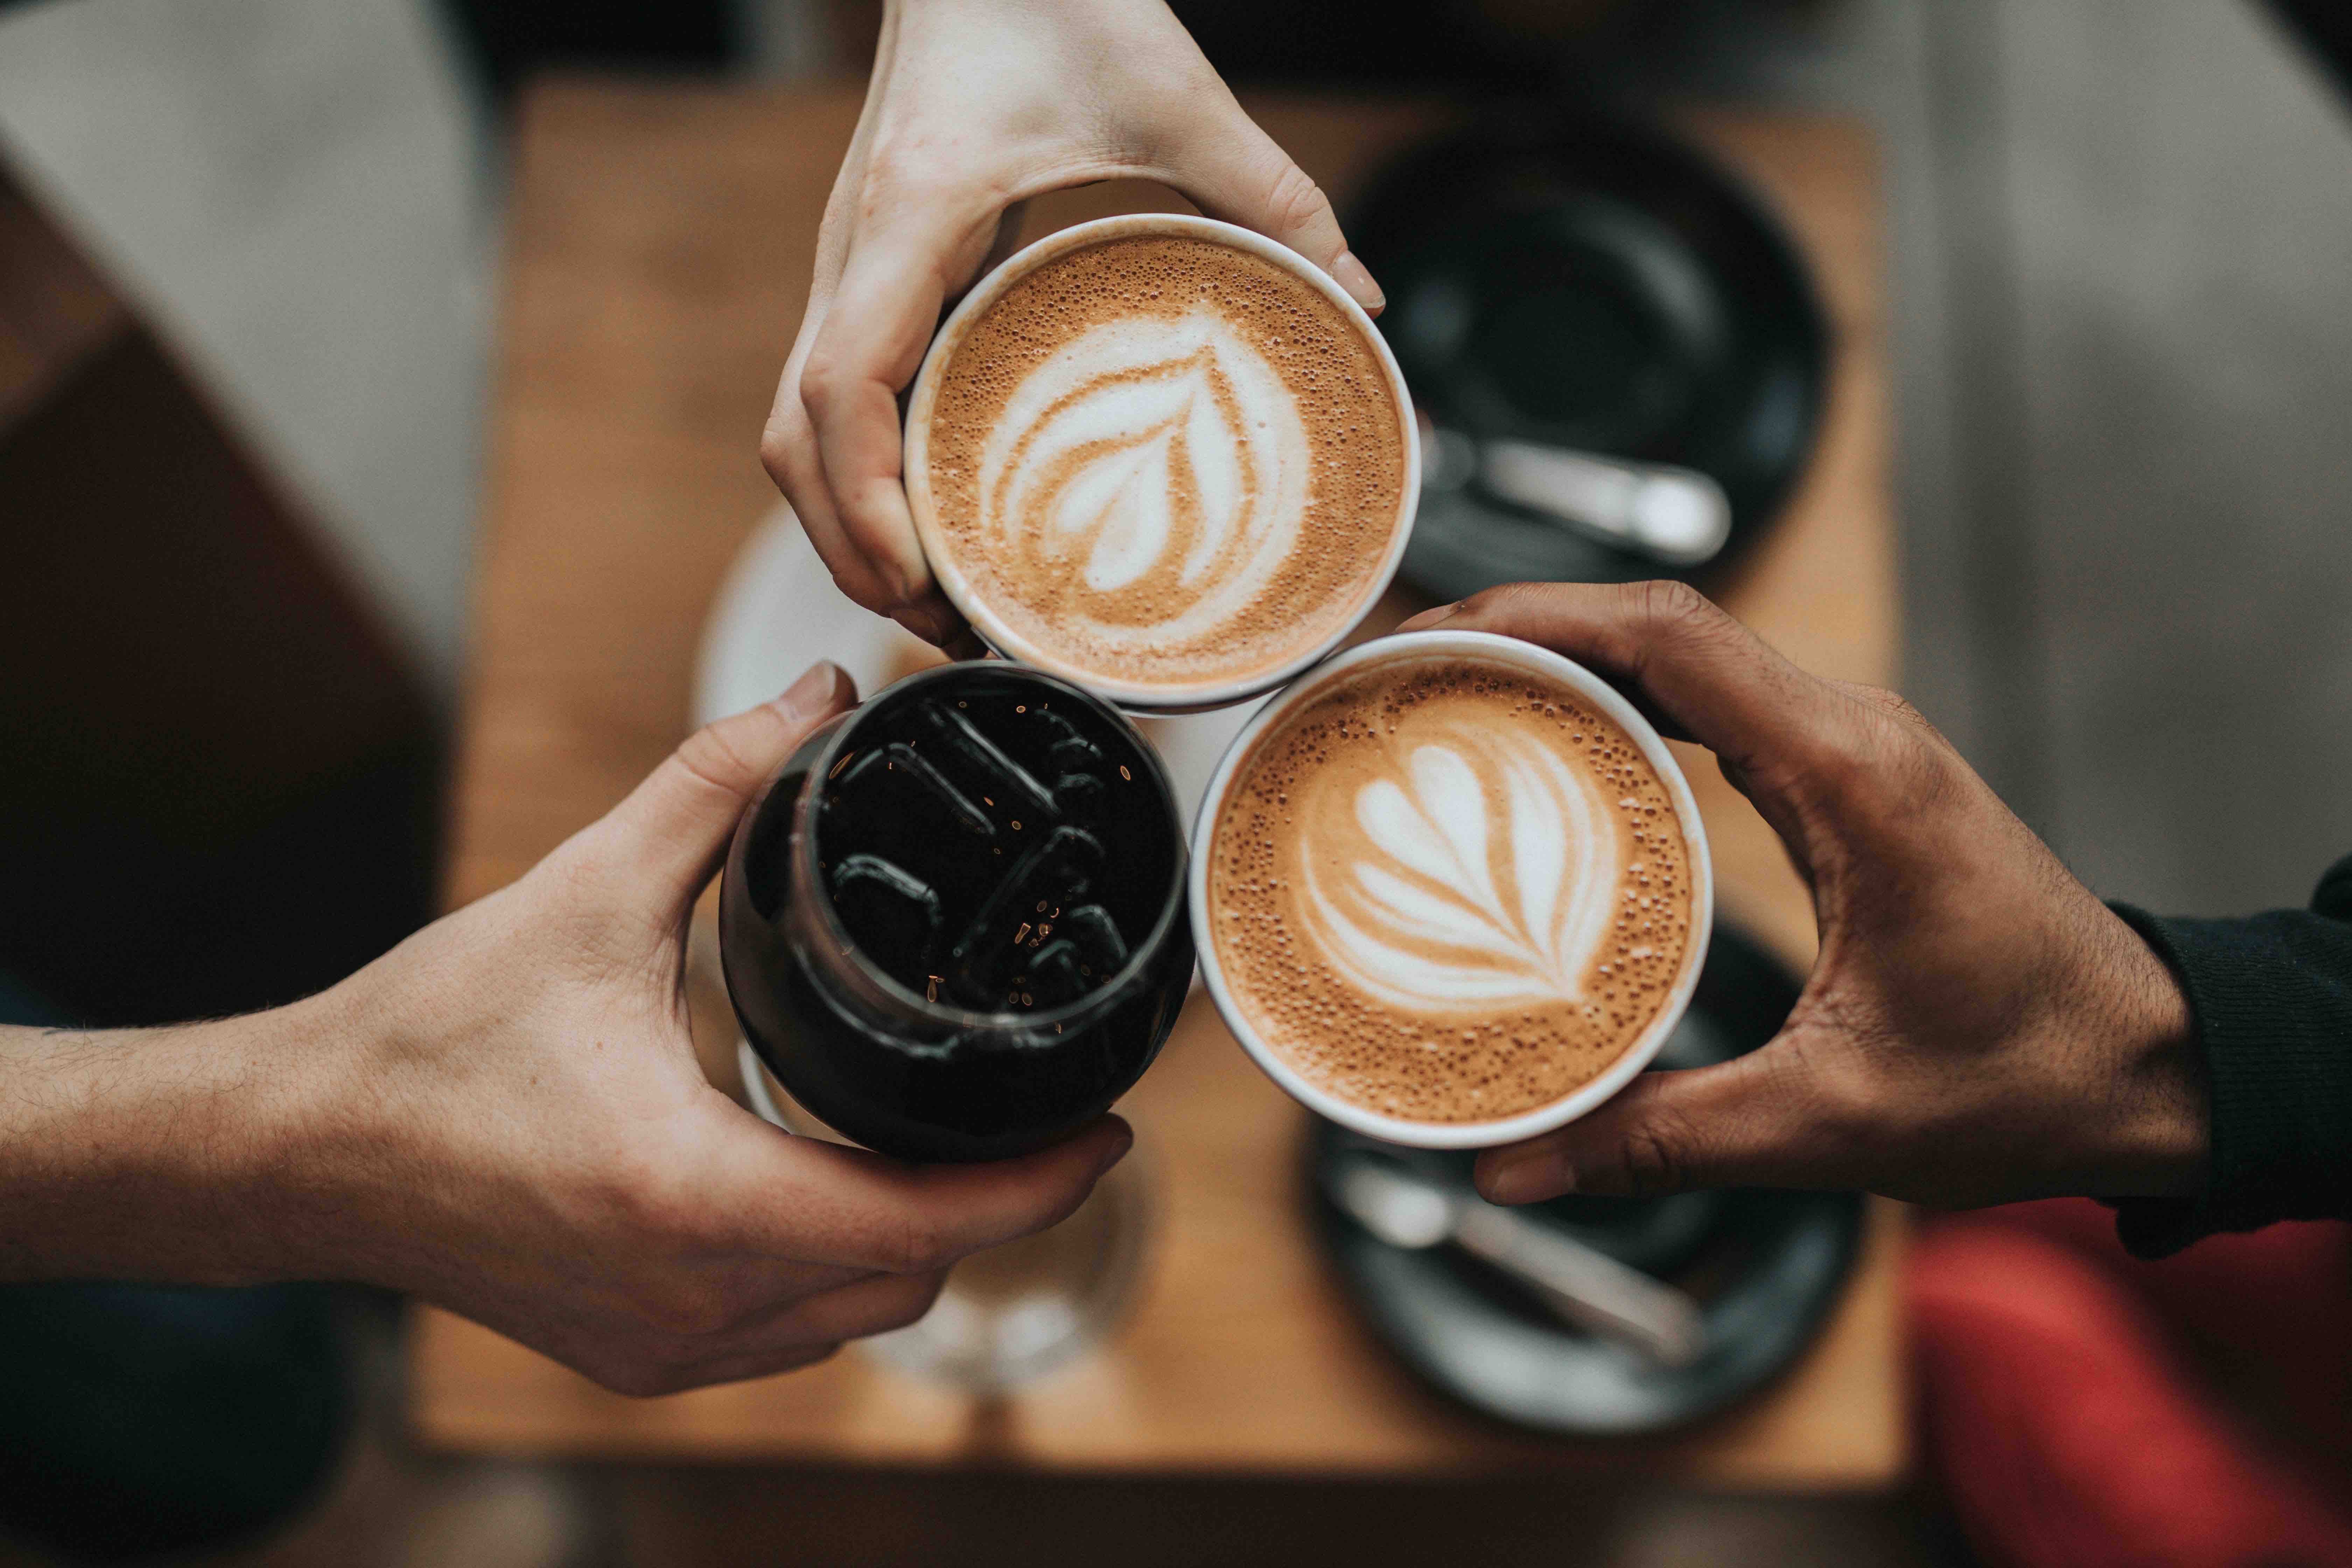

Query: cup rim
left=902, top=212, right=1422, bottom=714
left=1186, top=629, right=1716, bottom=1149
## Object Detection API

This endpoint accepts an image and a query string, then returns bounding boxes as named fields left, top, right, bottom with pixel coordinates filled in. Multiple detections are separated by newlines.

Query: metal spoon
left=1325, top=1156, right=1707, bottom=1367
left=1421, top=421, right=1734, bottom=569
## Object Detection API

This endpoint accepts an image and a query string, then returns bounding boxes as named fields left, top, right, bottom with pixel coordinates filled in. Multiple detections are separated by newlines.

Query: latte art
left=977, top=308, right=1311, bottom=647
left=1209, top=657, right=1695, bottom=1125
left=1303, top=729, right=1621, bottom=1013
left=918, top=232, right=1408, bottom=698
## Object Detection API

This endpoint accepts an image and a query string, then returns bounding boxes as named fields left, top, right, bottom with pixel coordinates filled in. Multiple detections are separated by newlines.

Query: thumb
left=586, top=661, right=858, bottom=925
left=1472, top=1044, right=1841, bottom=1202
left=1160, top=105, right=1384, bottom=316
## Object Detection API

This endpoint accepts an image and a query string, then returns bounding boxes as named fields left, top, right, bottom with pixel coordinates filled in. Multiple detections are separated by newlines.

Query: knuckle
left=672, top=714, right=774, bottom=803
left=797, top=351, right=850, bottom=421
left=594, top=1153, right=717, bottom=1254
left=1264, top=161, right=1333, bottom=237
left=1633, top=578, right=1720, bottom=641
left=1616, top=1115, right=1695, bottom=1197
left=758, top=424, right=802, bottom=492
left=1802, top=700, right=1943, bottom=820
left=861, top=140, right=950, bottom=208
left=534, top=830, right=617, bottom=908
left=888, top=1211, right=953, bottom=1276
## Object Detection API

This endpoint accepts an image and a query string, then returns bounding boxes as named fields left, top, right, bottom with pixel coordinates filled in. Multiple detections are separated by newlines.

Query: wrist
left=2091, top=912, right=2208, bottom=1197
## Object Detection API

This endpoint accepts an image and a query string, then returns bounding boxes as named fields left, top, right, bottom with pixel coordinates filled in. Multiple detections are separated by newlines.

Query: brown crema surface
left=923, top=234, right=1406, bottom=691
left=1209, top=657, right=1695, bottom=1125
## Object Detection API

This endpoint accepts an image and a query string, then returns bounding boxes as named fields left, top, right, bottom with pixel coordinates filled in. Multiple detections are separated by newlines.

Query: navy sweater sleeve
left=2105, top=855, right=2352, bottom=1258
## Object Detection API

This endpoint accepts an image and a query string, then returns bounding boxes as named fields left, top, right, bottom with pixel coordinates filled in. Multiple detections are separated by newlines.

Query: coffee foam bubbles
left=924, top=236, right=1406, bottom=693
left=1209, top=659, right=1694, bottom=1125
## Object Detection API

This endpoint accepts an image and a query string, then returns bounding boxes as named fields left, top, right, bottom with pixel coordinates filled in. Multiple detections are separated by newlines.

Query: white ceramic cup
left=902, top=212, right=1420, bottom=714
left=1188, top=629, right=1715, bottom=1149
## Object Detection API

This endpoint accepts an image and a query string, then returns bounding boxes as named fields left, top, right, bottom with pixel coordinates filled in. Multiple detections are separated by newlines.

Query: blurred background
left=1, top=0, right=2347, bottom=1563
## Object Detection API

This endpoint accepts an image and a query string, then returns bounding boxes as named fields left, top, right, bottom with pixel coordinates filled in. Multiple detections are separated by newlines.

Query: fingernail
left=1479, top=1148, right=1565, bottom=1206
left=1331, top=251, right=1385, bottom=315
left=776, top=660, right=848, bottom=725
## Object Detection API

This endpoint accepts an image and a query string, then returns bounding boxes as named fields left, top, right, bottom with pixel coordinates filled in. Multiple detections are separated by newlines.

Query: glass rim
left=789, top=660, right=1191, bottom=1032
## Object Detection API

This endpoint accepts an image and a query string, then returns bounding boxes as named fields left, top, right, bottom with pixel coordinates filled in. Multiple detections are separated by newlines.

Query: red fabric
left=1910, top=1202, right=2352, bottom=1568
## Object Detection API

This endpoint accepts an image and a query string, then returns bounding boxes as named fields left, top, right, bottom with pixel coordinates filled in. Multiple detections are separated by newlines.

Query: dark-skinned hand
left=1397, top=582, right=2206, bottom=1211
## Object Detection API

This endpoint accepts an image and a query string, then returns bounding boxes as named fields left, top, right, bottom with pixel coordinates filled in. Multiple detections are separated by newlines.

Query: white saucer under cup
left=695, top=507, right=1267, bottom=843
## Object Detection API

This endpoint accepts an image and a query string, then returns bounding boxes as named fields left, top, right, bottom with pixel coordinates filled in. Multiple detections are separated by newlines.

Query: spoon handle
left=1453, top=1203, right=1707, bottom=1367
left=1477, top=440, right=1733, bottom=568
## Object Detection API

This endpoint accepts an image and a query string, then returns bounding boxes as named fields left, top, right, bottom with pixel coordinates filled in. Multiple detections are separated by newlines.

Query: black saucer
left=1307, top=924, right=1862, bottom=1437
left=1346, top=111, right=1829, bottom=598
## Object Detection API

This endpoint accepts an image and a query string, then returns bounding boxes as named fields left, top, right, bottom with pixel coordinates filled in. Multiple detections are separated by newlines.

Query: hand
left=762, top=0, right=1384, bottom=648
left=0, top=662, right=1130, bottom=1396
left=1396, top=583, right=2206, bottom=1211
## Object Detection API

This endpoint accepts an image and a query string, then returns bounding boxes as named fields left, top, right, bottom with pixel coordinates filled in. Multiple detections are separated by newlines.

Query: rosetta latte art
left=1300, top=729, right=1622, bottom=1015
left=973, top=308, right=1312, bottom=653
left=1209, top=659, right=1694, bottom=1123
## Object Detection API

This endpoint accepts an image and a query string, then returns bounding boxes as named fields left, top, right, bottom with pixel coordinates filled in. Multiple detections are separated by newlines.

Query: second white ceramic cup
left=1188, top=629, right=1716, bottom=1149
left=901, top=212, right=1421, bottom=714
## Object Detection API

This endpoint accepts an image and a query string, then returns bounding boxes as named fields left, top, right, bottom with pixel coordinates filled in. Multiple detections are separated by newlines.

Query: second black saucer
left=1308, top=923, right=1863, bottom=1437
left=1347, top=111, right=1830, bottom=597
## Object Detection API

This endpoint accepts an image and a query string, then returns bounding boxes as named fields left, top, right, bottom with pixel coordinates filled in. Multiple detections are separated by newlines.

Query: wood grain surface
left=414, top=81, right=1903, bottom=1488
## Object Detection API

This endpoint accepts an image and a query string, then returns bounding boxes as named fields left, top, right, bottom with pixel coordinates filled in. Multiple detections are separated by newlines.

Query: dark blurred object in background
left=2269, top=0, right=2352, bottom=102
left=413, top=0, right=2352, bottom=112
left=0, top=162, right=438, bottom=1028
left=1345, top=109, right=1826, bottom=601
left=435, top=0, right=746, bottom=100
left=0, top=979, right=351, bottom=1565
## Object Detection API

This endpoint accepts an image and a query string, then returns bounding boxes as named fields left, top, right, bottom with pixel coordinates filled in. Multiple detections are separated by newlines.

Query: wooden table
left=416, top=81, right=1902, bottom=1493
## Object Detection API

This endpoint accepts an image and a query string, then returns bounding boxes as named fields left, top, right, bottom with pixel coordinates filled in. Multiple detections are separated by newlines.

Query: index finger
left=1400, top=581, right=1840, bottom=794
left=797, top=204, right=1009, bottom=616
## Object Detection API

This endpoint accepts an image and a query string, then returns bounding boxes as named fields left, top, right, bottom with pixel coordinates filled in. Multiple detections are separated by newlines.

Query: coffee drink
left=907, top=217, right=1414, bottom=707
left=721, top=663, right=1193, bottom=1163
left=1204, top=648, right=1698, bottom=1126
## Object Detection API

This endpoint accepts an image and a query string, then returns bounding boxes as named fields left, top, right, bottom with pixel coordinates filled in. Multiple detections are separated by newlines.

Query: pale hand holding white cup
left=761, top=0, right=1384, bottom=650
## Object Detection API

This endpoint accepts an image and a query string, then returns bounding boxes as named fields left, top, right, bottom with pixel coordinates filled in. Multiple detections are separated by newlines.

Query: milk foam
left=1209, top=659, right=1694, bottom=1125
left=974, top=307, right=1311, bottom=652
left=1303, top=728, right=1620, bottom=1012
left=924, top=236, right=1406, bottom=692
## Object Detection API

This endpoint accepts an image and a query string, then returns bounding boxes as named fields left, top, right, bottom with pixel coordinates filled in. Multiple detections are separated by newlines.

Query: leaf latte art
left=975, top=309, right=1310, bottom=647
left=1301, top=731, right=1620, bottom=1014
left=1209, top=660, right=1695, bottom=1125
left=921, top=235, right=1407, bottom=695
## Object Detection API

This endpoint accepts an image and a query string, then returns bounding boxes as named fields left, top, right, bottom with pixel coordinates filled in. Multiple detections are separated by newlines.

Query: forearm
left=0, top=994, right=348, bottom=1284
